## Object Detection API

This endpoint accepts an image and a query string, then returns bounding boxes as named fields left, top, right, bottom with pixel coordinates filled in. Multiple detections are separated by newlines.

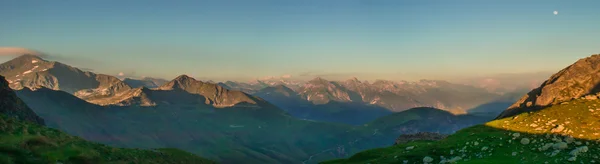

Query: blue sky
left=1, top=0, right=599, bottom=81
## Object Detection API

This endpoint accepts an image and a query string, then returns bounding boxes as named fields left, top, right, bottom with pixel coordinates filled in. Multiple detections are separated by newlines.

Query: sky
left=1, top=0, right=600, bottom=82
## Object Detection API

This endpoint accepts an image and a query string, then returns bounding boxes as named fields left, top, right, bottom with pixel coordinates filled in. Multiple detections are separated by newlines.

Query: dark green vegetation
left=15, top=87, right=491, bottom=164
left=324, top=98, right=600, bottom=164
left=365, top=107, right=491, bottom=135
left=0, top=114, right=216, bottom=164
left=0, top=55, right=507, bottom=163
left=0, top=74, right=214, bottom=164
left=323, top=54, right=600, bottom=164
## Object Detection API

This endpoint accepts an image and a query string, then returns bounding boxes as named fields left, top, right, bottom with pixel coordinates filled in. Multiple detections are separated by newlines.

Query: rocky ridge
left=499, top=54, right=600, bottom=118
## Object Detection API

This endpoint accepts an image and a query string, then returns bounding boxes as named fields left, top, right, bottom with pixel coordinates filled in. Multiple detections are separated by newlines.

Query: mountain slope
left=217, top=76, right=507, bottom=116
left=323, top=53, right=600, bottom=164
left=322, top=99, right=600, bottom=164
left=0, top=75, right=44, bottom=125
left=366, top=107, right=491, bottom=135
left=300, top=107, right=490, bottom=163
left=295, top=77, right=503, bottom=114
left=0, top=55, right=269, bottom=108
left=499, top=54, right=600, bottom=118
left=0, top=75, right=214, bottom=164
left=0, top=114, right=216, bottom=164
left=158, top=75, right=263, bottom=108
left=15, top=86, right=370, bottom=164
left=254, top=85, right=393, bottom=125
left=14, top=84, right=493, bottom=164
left=0, top=54, right=133, bottom=104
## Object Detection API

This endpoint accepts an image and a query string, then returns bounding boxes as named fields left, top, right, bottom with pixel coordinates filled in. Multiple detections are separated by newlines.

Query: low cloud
left=0, top=47, right=45, bottom=56
left=0, top=47, right=100, bottom=66
left=281, top=74, right=292, bottom=78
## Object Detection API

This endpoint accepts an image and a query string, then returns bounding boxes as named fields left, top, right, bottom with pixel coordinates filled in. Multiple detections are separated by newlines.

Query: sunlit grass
left=323, top=99, right=600, bottom=164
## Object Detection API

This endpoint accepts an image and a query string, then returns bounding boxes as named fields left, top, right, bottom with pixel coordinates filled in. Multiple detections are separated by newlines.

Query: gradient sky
left=1, top=0, right=600, bottom=81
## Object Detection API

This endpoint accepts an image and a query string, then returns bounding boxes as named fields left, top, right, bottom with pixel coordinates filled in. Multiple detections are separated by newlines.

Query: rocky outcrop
left=498, top=54, right=600, bottom=119
left=0, top=54, right=133, bottom=98
left=298, top=77, right=356, bottom=104
left=394, top=132, right=448, bottom=145
left=0, top=75, right=44, bottom=125
left=159, top=75, right=261, bottom=107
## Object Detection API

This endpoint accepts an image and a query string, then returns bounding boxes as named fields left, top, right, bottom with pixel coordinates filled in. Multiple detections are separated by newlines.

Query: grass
left=0, top=114, right=216, bottom=164
left=322, top=98, right=600, bottom=164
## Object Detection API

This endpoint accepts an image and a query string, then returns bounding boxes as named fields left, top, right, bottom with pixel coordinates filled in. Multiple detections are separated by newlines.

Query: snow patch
left=32, top=60, right=38, bottom=63
left=23, top=66, right=38, bottom=75
left=370, top=97, right=380, bottom=104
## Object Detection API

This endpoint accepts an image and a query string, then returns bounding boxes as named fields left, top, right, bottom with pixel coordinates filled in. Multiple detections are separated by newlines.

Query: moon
left=554, top=11, right=558, bottom=15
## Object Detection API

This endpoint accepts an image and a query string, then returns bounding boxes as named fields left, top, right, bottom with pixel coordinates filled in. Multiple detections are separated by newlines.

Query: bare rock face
left=498, top=54, right=600, bottom=119
left=158, top=75, right=261, bottom=107
left=0, top=54, right=133, bottom=100
left=0, top=75, right=44, bottom=125
left=394, top=132, right=448, bottom=145
left=298, top=77, right=354, bottom=104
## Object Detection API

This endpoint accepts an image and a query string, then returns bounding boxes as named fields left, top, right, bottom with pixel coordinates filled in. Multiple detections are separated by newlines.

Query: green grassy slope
left=323, top=99, right=600, bottom=164
left=0, top=114, right=216, bottom=164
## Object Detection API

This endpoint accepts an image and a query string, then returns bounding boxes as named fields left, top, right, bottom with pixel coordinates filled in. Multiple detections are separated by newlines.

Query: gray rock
left=521, top=138, right=531, bottom=145
left=553, top=142, right=568, bottom=150
left=423, top=156, right=433, bottom=163
left=498, top=54, right=600, bottom=118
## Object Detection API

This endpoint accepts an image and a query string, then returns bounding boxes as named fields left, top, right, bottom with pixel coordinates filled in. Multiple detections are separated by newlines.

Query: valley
left=0, top=54, right=503, bottom=163
left=2, top=1, right=598, bottom=163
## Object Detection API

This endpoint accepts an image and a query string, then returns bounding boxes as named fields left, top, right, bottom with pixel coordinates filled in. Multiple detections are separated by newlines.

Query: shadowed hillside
left=0, top=75, right=214, bottom=163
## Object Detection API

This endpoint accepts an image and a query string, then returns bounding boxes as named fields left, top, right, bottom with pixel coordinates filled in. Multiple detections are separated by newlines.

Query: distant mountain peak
left=2, top=54, right=47, bottom=68
left=259, top=84, right=296, bottom=97
left=16, top=54, right=44, bottom=60
left=346, top=77, right=361, bottom=83
left=372, top=79, right=396, bottom=85
left=308, top=77, right=329, bottom=83
left=173, top=74, right=196, bottom=82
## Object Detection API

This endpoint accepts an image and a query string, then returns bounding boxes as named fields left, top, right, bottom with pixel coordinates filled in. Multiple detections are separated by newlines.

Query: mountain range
left=0, top=54, right=498, bottom=163
left=244, top=76, right=527, bottom=124
left=222, top=76, right=529, bottom=120
left=326, top=53, right=600, bottom=164
left=0, top=73, right=215, bottom=163
left=0, top=54, right=525, bottom=125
